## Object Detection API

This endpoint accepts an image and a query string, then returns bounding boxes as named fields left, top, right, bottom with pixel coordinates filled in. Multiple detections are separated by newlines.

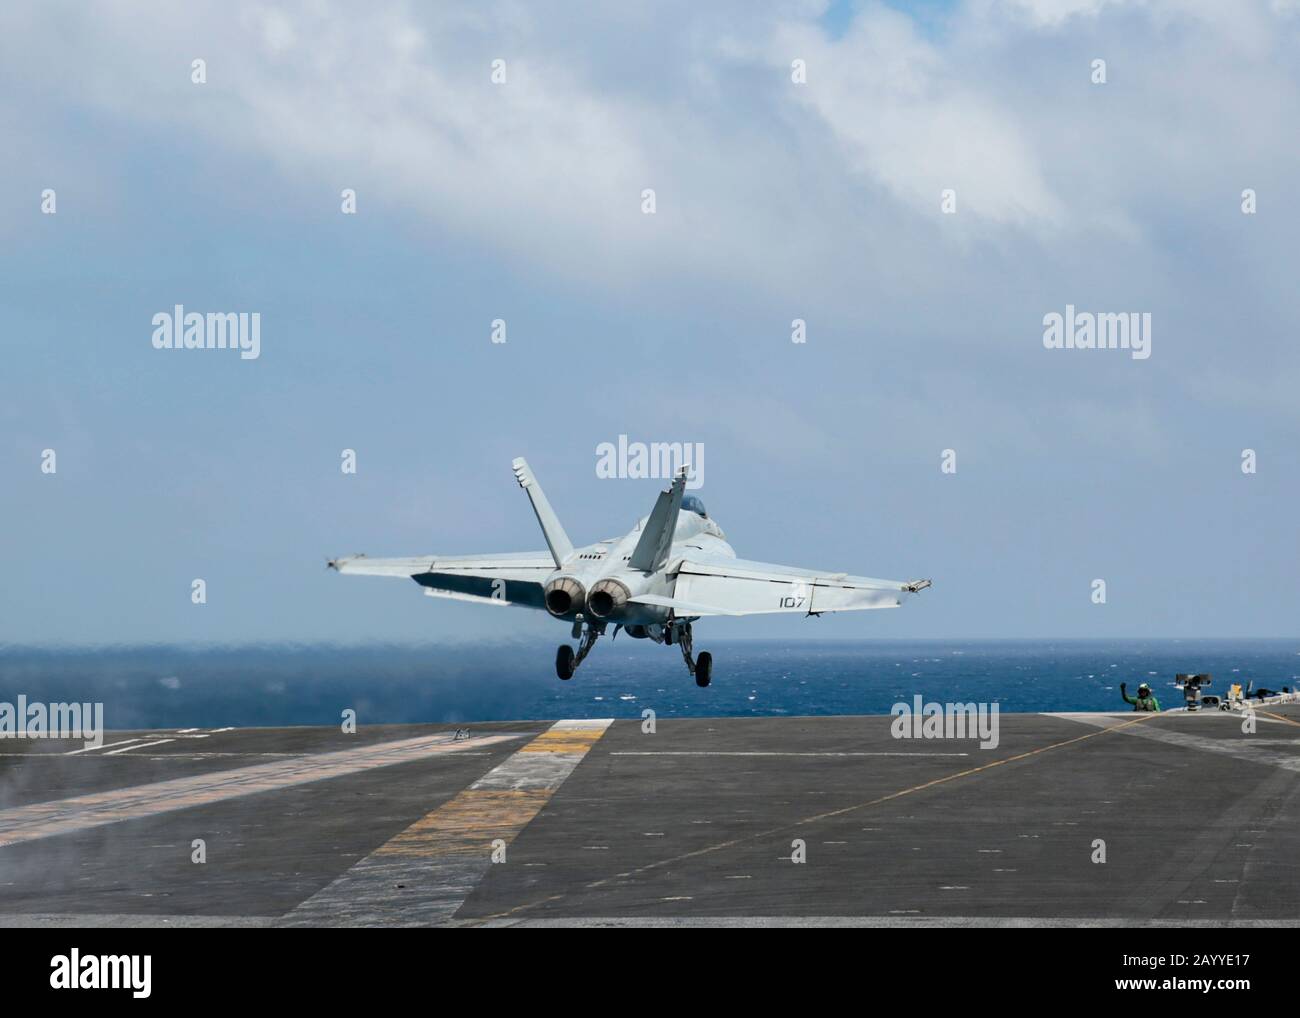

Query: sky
left=2, top=0, right=1298, bottom=645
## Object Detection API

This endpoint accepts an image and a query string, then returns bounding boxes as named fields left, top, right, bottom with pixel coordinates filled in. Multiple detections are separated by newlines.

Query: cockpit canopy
left=680, top=494, right=707, bottom=518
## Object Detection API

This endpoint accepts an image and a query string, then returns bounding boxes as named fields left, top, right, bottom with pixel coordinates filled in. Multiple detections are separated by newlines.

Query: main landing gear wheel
left=673, top=619, right=711, bottom=687
left=694, top=651, right=712, bottom=688
left=555, top=622, right=604, bottom=681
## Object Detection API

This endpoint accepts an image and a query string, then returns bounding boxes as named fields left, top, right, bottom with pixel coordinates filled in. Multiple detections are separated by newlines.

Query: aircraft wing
left=671, top=556, right=930, bottom=616
left=328, top=552, right=554, bottom=610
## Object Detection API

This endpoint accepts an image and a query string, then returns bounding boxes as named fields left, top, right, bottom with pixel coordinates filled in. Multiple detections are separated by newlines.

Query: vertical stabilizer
left=511, top=458, right=574, bottom=567
left=628, top=466, right=688, bottom=572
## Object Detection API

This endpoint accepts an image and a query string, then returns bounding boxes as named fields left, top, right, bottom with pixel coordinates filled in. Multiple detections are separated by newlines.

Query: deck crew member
left=1121, top=681, right=1161, bottom=712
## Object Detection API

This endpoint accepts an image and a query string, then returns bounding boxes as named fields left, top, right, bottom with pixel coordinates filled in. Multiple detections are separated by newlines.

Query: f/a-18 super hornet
left=329, top=459, right=930, bottom=687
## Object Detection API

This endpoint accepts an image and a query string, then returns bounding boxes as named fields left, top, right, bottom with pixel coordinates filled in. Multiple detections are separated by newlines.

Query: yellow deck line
left=278, top=719, right=615, bottom=925
left=336, top=720, right=611, bottom=861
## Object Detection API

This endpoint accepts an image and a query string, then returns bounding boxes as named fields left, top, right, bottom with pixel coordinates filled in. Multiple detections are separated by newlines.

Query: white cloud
left=995, top=0, right=1130, bottom=28
left=2, top=0, right=1299, bottom=386
left=771, top=9, right=1066, bottom=227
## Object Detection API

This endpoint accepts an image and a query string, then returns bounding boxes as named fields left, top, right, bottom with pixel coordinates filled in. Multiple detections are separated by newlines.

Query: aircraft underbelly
left=620, top=603, right=672, bottom=626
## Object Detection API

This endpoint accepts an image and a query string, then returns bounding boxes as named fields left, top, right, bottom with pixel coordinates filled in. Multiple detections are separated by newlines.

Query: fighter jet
left=328, top=458, right=930, bottom=687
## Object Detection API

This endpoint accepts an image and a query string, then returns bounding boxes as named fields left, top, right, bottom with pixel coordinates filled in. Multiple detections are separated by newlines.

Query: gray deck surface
left=2, top=706, right=1297, bottom=927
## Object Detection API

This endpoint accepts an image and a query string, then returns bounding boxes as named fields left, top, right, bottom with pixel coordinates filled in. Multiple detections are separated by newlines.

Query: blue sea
left=2, top=639, right=1298, bottom=729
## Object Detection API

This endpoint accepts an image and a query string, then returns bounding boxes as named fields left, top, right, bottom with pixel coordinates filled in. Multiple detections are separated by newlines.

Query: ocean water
left=1, top=639, right=1298, bottom=729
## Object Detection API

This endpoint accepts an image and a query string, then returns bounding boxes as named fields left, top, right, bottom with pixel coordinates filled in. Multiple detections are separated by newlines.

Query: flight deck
left=1, top=706, right=1298, bottom=927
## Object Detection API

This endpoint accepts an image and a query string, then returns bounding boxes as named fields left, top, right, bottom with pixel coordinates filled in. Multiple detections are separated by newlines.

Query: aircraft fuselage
left=541, top=510, right=732, bottom=627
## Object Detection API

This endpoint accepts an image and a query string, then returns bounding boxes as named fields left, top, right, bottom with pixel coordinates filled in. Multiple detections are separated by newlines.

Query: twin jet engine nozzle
left=586, top=578, right=632, bottom=620
left=545, top=574, right=638, bottom=620
left=543, top=576, right=586, bottom=618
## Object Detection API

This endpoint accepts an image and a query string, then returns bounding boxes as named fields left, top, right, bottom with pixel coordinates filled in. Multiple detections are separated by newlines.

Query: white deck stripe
left=1053, top=714, right=1300, bottom=772
left=62, top=739, right=145, bottom=756
left=0, top=731, right=527, bottom=848
left=103, top=739, right=175, bottom=755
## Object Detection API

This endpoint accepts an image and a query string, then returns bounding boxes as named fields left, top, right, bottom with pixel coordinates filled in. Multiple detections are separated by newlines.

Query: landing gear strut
left=671, top=620, right=712, bottom=687
left=556, top=619, right=604, bottom=680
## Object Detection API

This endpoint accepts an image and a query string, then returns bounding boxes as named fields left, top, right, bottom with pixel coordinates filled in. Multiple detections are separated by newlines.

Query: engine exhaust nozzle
left=586, top=578, right=631, bottom=619
left=543, top=576, right=586, bottom=618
